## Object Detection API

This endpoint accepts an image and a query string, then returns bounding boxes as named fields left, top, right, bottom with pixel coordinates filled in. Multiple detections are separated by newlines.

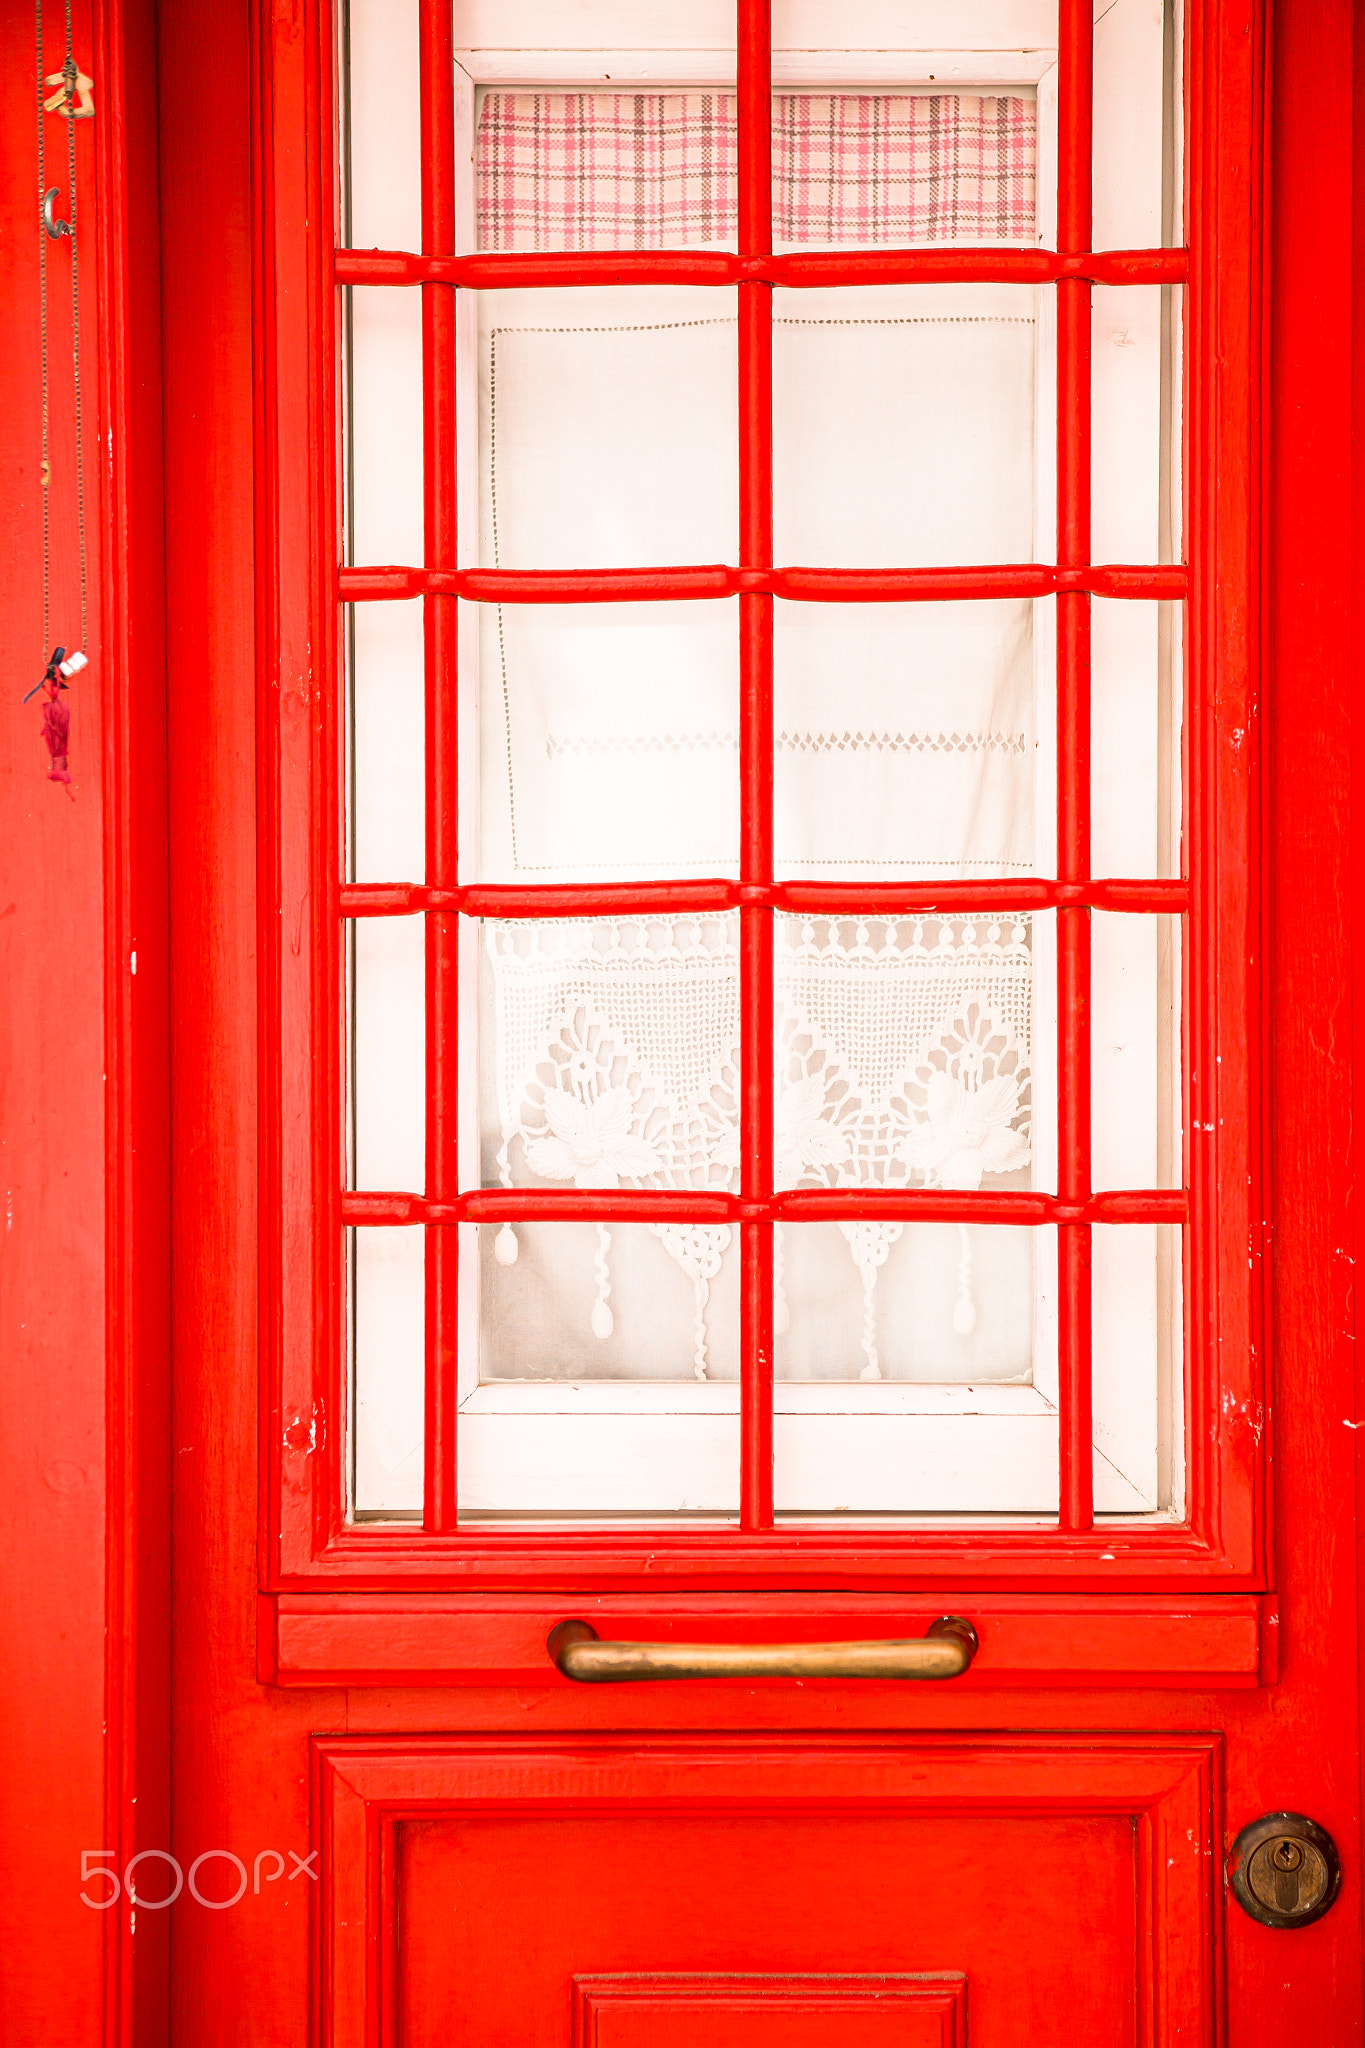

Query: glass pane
left=458, top=0, right=734, bottom=51
left=477, top=90, right=738, bottom=252
left=459, top=1390, right=741, bottom=1516
left=1092, top=0, right=1180, bottom=250
left=771, top=90, right=1038, bottom=249
left=1090, top=913, right=1181, bottom=1192
left=1091, top=284, right=1182, bottom=566
left=351, top=597, right=425, bottom=884
left=478, top=600, right=740, bottom=883
left=460, top=1368, right=740, bottom=1526
left=1091, top=599, right=1182, bottom=881
left=352, top=916, right=425, bottom=1192
left=474, top=918, right=738, bottom=1513
left=464, top=1214, right=740, bottom=1515
left=480, top=917, right=740, bottom=1194
left=774, top=1223, right=1058, bottom=1515
left=475, top=85, right=1039, bottom=255
left=478, top=1221, right=739, bottom=1382
left=1092, top=1223, right=1183, bottom=1515
left=478, top=286, right=738, bottom=570
left=773, top=600, right=1040, bottom=880
left=346, top=287, right=423, bottom=567
left=773, top=283, right=1039, bottom=568
left=345, top=0, right=420, bottom=251
left=352, top=1226, right=424, bottom=1516
left=769, top=0, right=1060, bottom=82
left=773, top=915, right=1038, bottom=1194
left=776, top=1221, right=1037, bottom=1383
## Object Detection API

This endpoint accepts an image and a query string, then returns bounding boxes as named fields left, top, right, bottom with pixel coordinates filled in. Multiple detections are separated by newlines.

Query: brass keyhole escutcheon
left=1227, top=1814, right=1342, bottom=1930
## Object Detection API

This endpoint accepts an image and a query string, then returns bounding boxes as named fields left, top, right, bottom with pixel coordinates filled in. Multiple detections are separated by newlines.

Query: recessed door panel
left=400, top=1813, right=1126, bottom=2045
left=316, top=1736, right=1217, bottom=2048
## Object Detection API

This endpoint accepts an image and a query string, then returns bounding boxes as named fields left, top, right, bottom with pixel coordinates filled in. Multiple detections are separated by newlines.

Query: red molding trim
left=267, top=1590, right=1268, bottom=1689
left=570, top=1974, right=968, bottom=2046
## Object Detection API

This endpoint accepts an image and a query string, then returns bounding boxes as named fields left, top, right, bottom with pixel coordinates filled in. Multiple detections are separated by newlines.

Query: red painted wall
left=0, top=0, right=169, bottom=2040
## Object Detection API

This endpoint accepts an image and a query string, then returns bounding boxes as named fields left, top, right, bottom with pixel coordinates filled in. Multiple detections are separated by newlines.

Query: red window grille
left=257, top=0, right=1264, bottom=1590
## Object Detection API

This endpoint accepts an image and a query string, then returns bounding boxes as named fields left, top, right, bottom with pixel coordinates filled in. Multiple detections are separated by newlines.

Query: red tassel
left=42, top=692, right=71, bottom=783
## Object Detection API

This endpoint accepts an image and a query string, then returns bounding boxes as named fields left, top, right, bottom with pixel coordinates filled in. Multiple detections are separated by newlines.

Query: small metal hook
left=42, top=187, right=73, bottom=240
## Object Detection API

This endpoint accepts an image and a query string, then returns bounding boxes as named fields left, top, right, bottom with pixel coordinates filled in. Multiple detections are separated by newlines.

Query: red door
left=4, top=0, right=1365, bottom=2041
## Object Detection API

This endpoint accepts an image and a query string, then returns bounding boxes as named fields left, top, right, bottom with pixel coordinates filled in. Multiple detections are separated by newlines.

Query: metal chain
left=36, top=0, right=49, bottom=658
left=63, top=0, right=86, bottom=650
left=34, top=0, right=88, bottom=661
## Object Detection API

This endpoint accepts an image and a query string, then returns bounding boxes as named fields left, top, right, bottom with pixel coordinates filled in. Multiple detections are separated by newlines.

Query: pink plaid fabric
left=477, top=92, right=1035, bottom=250
left=774, top=94, right=1035, bottom=246
left=477, top=93, right=737, bottom=251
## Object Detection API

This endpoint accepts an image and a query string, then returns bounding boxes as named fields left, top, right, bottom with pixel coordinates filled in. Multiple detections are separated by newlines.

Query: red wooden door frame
left=3, top=0, right=1365, bottom=2040
left=271, top=0, right=1257, bottom=1603
left=326, top=0, right=1196, bottom=1564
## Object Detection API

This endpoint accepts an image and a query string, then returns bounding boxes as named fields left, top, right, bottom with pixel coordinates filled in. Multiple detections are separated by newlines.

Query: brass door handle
left=547, top=1615, right=979, bottom=1683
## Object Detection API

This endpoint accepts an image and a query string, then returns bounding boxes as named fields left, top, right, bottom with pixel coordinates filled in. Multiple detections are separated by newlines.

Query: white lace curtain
left=484, top=916, right=1034, bottom=1381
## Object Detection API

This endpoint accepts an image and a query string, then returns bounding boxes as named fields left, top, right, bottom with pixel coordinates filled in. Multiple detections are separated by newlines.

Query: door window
left=346, top=2, right=1182, bottom=1527
left=300, top=0, right=1257, bottom=1577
